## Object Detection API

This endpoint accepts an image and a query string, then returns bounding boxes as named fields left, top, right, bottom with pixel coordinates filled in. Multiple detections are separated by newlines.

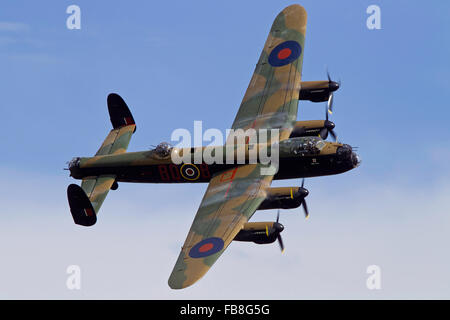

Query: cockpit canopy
left=68, top=157, right=81, bottom=169
left=280, top=137, right=326, bottom=156
left=154, top=142, right=172, bottom=157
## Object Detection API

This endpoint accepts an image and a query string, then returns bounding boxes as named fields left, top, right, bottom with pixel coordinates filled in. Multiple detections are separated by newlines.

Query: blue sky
left=0, top=1, right=450, bottom=298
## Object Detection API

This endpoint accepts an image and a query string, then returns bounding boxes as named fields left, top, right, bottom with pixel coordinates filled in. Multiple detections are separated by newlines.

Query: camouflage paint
left=168, top=4, right=308, bottom=289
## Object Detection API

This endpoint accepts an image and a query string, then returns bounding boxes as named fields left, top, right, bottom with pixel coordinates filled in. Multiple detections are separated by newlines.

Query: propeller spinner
left=319, top=104, right=337, bottom=141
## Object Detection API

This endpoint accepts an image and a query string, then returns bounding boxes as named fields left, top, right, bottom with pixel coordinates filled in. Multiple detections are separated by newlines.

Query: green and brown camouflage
left=228, top=4, right=307, bottom=143
left=95, top=124, right=136, bottom=156
left=167, top=163, right=274, bottom=289
left=67, top=4, right=360, bottom=289
left=80, top=175, right=116, bottom=214
left=167, top=4, right=309, bottom=289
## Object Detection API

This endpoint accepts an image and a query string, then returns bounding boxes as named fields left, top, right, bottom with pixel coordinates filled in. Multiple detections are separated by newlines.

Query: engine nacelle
left=234, top=221, right=284, bottom=244
left=289, top=120, right=335, bottom=139
left=290, top=120, right=326, bottom=138
left=299, top=80, right=339, bottom=102
left=258, top=187, right=308, bottom=210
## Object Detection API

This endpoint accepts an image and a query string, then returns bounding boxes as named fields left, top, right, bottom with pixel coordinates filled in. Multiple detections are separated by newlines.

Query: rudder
left=107, top=93, right=136, bottom=130
left=67, top=184, right=97, bottom=226
left=96, top=93, right=137, bottom=156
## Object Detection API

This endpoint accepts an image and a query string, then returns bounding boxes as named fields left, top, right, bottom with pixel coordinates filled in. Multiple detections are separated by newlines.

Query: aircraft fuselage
left=69, top=137, right=360, bottom=184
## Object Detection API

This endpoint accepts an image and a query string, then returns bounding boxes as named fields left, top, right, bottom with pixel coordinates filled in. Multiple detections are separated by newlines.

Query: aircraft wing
left=168, top=4, right=307, bottom=289
left=230, top=4, right=307, bottom=141
left=168, top=164, right=274, bottom=289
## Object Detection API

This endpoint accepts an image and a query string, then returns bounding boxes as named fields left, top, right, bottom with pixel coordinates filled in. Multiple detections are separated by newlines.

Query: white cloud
left=0, top=167, right=449, bottom=299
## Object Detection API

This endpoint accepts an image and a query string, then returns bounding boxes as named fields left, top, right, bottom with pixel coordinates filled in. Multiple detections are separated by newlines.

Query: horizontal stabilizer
left=80, top=174, right=116, bottom=213
left=95, top=125, right=136, bottom=156
left=67, top=93, right=135, bottom=226
left=67, top=184, right=97, bottom=226
left=107, top=93, right=136, bottom=130
left=67, top=175, right=115, bottom=226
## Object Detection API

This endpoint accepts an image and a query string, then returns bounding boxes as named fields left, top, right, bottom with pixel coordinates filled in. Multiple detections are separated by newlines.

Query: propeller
left=315, top=69, right=339, bottom=141
left=275, top=210, right=285, bottom=253
left=277, top=234, right=285, bottom=253
left=299, top=179, right=310, bottom=220
left=319, top=104, right=337, bottom=141
left=326, top=70, right=340, bottom=115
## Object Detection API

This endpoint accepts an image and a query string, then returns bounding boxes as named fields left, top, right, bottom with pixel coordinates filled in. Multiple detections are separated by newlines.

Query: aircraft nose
left=352, top=152, right=361, bottom=168
left=337, top=144, right=352, bottom=160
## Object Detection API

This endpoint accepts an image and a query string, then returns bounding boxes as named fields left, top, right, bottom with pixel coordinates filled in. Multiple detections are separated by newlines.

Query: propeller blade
left=326, top=69, right=333, bottom=114
left=327, top=92, right=334, bottom=114
left=302, top=199, right=309, bottom=220
left=329, top=129, right=337, bottom=141
left=299, top=178, right=310, bottom=219
left=277, top=234, right=285, bottom=253
left=265, top=224, right=269, bottom=237
left=276, top=209, right=280, bottom=223
left=319, top=127, right=329, bottom=140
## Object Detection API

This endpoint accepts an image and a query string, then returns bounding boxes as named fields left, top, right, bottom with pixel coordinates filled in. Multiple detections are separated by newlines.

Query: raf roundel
left=268, top=40, right=302, bottom=67
left=189, top=237, right=225, bottom=258
left=180, top=163, right=200, bottom=181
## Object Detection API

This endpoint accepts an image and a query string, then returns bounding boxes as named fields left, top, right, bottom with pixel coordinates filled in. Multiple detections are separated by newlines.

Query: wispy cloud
left=0, top=22, right=29, bottom=32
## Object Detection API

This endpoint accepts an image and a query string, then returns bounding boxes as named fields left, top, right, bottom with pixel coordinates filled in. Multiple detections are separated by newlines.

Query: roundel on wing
left=268, top=40, right=302, bottom=67
left=189, top=237, right=225, bottom=258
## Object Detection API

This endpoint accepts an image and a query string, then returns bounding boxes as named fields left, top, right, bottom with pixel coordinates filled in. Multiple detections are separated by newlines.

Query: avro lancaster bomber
left=67, top=4, right=360, bottom=289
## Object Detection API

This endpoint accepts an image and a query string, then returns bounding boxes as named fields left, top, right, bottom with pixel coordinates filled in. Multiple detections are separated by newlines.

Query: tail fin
left=96, top=93, right=136, bottom=156
left=67, top=184, right=97, bottom=226
left=107, top=93, right=136, bottom=130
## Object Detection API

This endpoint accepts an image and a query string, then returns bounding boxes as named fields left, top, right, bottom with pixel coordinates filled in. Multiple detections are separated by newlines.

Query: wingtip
left=282, top=4, right=307, bottom=16
left=168, top=273, right=196, bottom=290
left=168, top=279, right=184, bottom=290
left=167, top=251, right=216, bottom=290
